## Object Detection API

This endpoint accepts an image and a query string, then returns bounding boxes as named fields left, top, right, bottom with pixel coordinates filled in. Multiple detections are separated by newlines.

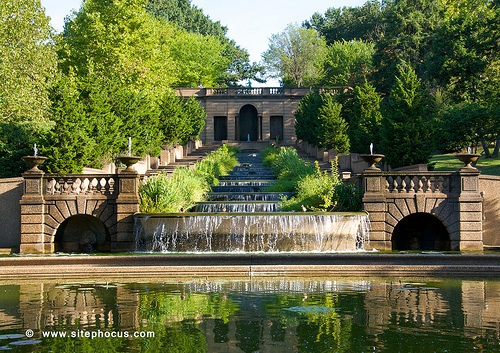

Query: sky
left=40, top=0, right=366, bottom=86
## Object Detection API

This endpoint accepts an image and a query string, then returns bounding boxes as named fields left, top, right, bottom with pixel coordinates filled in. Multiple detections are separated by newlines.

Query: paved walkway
left=1, top=254, right=498, bottom=278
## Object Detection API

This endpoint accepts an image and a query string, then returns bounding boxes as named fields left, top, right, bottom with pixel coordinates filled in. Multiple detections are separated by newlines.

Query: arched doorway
left=392, top=213, right=450, bottom=251
left=239, top=105, right=259, bottom=141
left=55, top=215, right=111, bottom=253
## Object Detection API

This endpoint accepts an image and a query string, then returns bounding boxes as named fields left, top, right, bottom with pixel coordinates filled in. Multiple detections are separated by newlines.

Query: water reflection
left=0, top=277, right=498, bottom=352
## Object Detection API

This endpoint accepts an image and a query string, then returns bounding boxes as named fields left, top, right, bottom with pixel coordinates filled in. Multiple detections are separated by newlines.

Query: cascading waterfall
left=193, top=202, right=281, bottom=213
left=136, top=213, right=369, bottom=252
left=135, top=151, right=370, bottom=253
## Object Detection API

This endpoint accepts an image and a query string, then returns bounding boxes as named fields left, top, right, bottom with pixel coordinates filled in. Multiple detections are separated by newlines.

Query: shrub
left=265, top=148, right=362, bottom=212
left=139, top=144, right=238, bottom=213
left=265, top=147, right=315, bottom=192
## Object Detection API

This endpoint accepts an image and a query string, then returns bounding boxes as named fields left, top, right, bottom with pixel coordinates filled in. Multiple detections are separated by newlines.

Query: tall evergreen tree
left=318, top=95, right=350, bottom=152
left=349, top=83, right=383, bottom=154
left=381, top=66, right=434, bottom=168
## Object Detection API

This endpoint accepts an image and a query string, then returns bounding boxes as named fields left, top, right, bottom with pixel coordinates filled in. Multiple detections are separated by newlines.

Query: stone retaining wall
left=479, top=175, right=500, bottom=247
left=0, top=177, right=23, bottom=249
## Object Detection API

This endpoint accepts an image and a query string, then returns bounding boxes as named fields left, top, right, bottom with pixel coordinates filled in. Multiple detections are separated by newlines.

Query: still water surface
left=0, top=277, right=498, bottom=352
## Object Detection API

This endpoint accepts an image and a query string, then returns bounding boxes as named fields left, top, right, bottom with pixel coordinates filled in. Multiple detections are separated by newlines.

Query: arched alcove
left=54, top=215, right=111, bottom=253
left=392, top=213, right=451, bottom=251
left=239, top=105, right=259, bottom=141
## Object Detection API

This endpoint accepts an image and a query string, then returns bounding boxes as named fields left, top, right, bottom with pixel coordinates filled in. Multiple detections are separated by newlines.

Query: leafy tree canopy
left=0, top=0, right=58, bottom=122
left=304, top=0, right=385, bottom=43
left=322, top=40, right=375, bottom=86
left=145, top=0, right=265, bottom=86
left=58, top=0, right=177, bottom=96
left=263, top=23, right=327, bottom=87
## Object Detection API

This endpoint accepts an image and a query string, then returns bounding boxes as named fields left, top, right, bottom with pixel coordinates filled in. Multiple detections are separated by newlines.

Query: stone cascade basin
left=135, top=151, right=370, bottom=253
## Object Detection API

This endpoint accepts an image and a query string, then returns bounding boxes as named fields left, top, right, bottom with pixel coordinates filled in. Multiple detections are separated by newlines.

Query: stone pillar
left=361, top=170, right=389, bottom=250
left=114, top=169, right=140, bottom=252
left=262, top=115, right=270, bottom=141
left=20, top=169, right=51, bottom=253
left=455, top=167, right=483, bottom=250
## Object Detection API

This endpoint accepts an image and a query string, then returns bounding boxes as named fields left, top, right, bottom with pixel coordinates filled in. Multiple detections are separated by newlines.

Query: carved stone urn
left=455, top=153, right=481, bottom=169
left=22, top=156, right=48, bottom=172
left=360, top=154, right=385, bottom=171
left=117, top=156, right=141, bottom=172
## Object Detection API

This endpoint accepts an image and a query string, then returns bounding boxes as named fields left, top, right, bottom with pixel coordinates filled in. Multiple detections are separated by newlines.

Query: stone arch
left=239, top=104, right=259, bottom=141
left=54, top=214, right=111, bottom=253
left=391, top=213, right=451, bottom=251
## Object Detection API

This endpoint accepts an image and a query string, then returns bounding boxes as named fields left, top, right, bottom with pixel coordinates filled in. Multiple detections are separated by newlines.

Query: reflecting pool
left=0, top=277, right=499, bottom=352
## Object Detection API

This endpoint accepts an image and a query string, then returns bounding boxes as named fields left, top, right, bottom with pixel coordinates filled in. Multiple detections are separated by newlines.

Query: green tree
left=381, top=66, right=435, bottom=168
left=438, top=102, right=500, bottom=156
left=294, top=91, right=324, bottom=145
left=0, top=121, right=52, bottom=177
left=295, top=92, right=349, bottom=151
left=44, top=75, right=166, bottom=173
left=58, top=0, right=176, bottom=95
left=0, top=0, right=58, bottom=122
left=430, top=0, right=500, bottom=102
left=263, top=23, right=327, bottom=87
left=373, top=0, right=445, bottom=93
left=146, top=0, right=265, bottom=86
left=169, top=30, right=229, bottom=87
left=158, top=92, right=206, bottom=146
left=146, top=0, right=226, bottom=37
left=318, top=95, right=350, bottom=152
left=304, top=0, right=385, bottom=43
left=322, top=40, right=375, bottom=86
left=349, top=82, right=383, bottom=154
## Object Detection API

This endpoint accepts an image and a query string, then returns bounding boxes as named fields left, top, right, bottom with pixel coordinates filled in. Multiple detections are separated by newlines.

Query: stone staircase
left=146, top=144, right=222, bottom=176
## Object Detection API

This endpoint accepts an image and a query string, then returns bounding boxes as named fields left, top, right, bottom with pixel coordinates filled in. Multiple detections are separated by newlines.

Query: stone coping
left=0, top=254, right=499, bottom=278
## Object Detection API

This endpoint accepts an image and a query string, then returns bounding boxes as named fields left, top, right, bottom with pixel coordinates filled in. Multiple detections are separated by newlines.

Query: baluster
left=416, top=177, right=423, bottom=193
left=386, top=176, right=392, bottom=192
left=401, top=178, right=407, bottom=193
left=410, top=177, right=417, bottom=193
left=46, top=178, right=55, bottom=195
left=73, top=178, right=81, bottom=194
left=99, top=178, right=106, bottom=194
left=90, top=178, right=98, bottom=194
left=404, top=176, right=412, bottom=192
left=437, top=176, right=444, bottom=192
left=108, top=177, right=115, bottom=194
left=81, top=178, right=89, bottom=194
left=395, top=176, right=402, bottom=192
left=422, top=176, right=430, bottom=192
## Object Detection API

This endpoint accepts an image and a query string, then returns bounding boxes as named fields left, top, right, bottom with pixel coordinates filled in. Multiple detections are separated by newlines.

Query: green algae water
left=0, top=277, right=499, bottom=352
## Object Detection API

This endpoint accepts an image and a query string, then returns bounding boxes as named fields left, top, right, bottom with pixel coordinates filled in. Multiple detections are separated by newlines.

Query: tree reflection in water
left=0, top=278, right=498, bottom=352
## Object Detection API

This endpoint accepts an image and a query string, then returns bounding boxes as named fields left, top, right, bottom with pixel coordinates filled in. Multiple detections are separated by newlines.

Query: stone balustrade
left=362, top=167, right=483, bottom=251
left=384, top=172, right=455, bottom=194
left=45, top=175, right=118, bottom=196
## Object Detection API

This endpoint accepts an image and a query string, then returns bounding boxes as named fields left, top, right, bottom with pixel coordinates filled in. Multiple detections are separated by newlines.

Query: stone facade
left=0, top=177, right=23, bottom=249
left=362, top=167, right=483, bottom=251
left=19, top=168, right=139, bottom=253
left=175, top=87, right=346, bottom=146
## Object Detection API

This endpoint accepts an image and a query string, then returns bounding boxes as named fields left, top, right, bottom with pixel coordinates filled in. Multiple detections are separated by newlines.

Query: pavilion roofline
left=174, top=86, right=350, bottom=98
